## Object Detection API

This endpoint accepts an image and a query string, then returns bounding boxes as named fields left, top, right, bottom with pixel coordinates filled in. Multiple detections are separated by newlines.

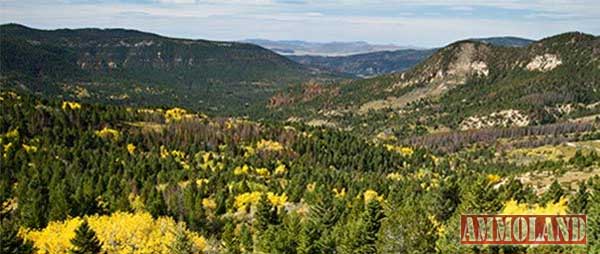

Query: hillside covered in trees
left=0, top=24, right=338, bottom=115
left=285, top=37, right=531, bottom=78
left=1, top=90, right=600, bottom=253
left=268, top=32, right=600, bottom=148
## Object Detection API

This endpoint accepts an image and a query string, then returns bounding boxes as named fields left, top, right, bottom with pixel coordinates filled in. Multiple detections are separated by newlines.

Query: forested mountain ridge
left=0, top=23, right=337, bottom=115
left=268, top=32, right=600, bottom=146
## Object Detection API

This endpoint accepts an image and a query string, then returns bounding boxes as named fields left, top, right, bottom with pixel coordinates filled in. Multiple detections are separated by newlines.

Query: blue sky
left=1, top=0, right=599, bottom=47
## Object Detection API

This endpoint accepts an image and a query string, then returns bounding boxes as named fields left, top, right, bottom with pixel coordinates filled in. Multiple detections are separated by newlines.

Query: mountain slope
left=0, top=24, right=335, bottom=114
left=288, top=49, right=435, bottom=77
left=283, top=37, right=531, bottom=77
left=268, top=32, right=600, bottom=142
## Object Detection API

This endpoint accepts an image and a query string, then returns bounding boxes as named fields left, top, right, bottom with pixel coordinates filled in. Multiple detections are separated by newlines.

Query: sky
left=1, top=0, right=599, bottom=47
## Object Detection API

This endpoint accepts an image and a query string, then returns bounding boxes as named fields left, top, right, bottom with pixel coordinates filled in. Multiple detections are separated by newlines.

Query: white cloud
left=305, top=12, right=323, bottom=16
left=0, top=0, right=598, bottom=47
left=155, top=0, right=196, bottom=4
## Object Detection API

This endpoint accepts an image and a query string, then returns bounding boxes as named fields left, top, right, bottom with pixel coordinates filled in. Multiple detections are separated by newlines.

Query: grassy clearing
left=508, top=140, right=600, bottom=164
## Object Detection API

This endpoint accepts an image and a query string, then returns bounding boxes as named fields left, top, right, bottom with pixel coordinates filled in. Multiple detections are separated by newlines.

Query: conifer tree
left=48, top=177, right=70, bottom=221
left=221, top=221, right=240, bottom=254
left=340, top=200, right=384, bottom=254
left=146, top=186, right=167, bottom=217
left=588, top=181, right=600, bottom=254
left=69, top=220, right=102, bottom=254
left=568, top=181, right=589, bottom=214
left=239, top=223, right=253, bottom=253
left=19, top=173, right=49, bottom=229
left=169, top=223, right=197, bottom=254
left=356, top=200, right=384, bottom=254
left=298, top=194, right=341, bottom=254
left=462, top=177, right=502, bottom=213
left=378, top=200, right=437, bottom=254
left=0, top=219, right=35, bottom=254
left=541, top=180, right=564, bottom=204
left=254, top=193, right=275, bottom=233
left=297, top=198, right=327, bottom=254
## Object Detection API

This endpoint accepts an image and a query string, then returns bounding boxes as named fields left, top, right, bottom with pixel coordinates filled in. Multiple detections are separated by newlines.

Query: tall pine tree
left=254, top=193, right=276, bottom=233
left=588, top=180, right=600, bottom=254
left=69, top=220, right=102, bottom=254
left=568, top=181, right=589, bottom=214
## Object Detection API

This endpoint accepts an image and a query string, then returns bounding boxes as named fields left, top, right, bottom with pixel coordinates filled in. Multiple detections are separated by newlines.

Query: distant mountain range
left=281, top=36, right=533, bottom=77
left=243, top=39, right=419, bottom=56
left=0, top=24, right=337, bottom=114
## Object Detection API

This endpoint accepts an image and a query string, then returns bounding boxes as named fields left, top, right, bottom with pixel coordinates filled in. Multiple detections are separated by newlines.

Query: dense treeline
left=1, top=91, right=600, bottom=254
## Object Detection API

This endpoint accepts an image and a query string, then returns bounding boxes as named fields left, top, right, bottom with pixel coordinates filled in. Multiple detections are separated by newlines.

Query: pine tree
left=377, top=200, right=437, bottom=254
left=356, top=200, right=384, bottom=254
left=169, top=223, right=198, bottom=254
left=541, top=180, right=564, bottom=204
left=69, top=220, right=103, bottom=254
left=19, top=173, right=49, bottom=229
left=297, top=194, right=342, bottom=254
left=462, top=177, right=502, bottom=213
left=239, top=223, right=253, bottom=253
left=0, top=219, right=35, bottom=254
left=341, top=200, right=384, bottom=254
left=297, top=219, right=321, bottom=254
left=182, top=181, right=206, bottom=232
left=568, top=181, right=589, bottom=214
left=254, top=193, right=276, bottom=233
left=221, top=221, right=240, bottom=254
left=48, top=176, right=70, bottom=221
left=146, top=185, right=167, bottom=217
left=588, top=180, right=600, bottom=254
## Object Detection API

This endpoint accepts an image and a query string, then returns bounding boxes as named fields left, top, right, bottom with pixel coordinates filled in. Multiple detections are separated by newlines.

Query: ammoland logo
left=460, top=215, right=587, bottom=245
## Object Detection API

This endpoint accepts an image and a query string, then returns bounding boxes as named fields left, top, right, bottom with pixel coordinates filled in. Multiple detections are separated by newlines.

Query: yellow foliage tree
left=61, top=101, right=81, bottom=110
left=332, top=187, right=346, bottom=198
left=202, top=198, right=217, bottom=210
left=363, top=189, right=384, bottom=204
left=233, top=165, right=250, bottom=175
left=164, top=107, right=188, bottom=123
left=384, top=144, right=414, bottom=156
left=255, top=167, right=270, bottom=177
left=386, top=172, right=403, bottom=181
left=501, top=198, right=568, bottom=215
left=126, top=143, right=136, bottom=154
left=22, top=212, right=207, bottom=254
left=255, top=139, right=284, bottom=152
left=95, top=127, right=121, bottom=141
left=274, top=164, right=287, bottom=175
left=22, top=144, right=38, bottom=153
left=234, top=191, right=287, bottom=211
